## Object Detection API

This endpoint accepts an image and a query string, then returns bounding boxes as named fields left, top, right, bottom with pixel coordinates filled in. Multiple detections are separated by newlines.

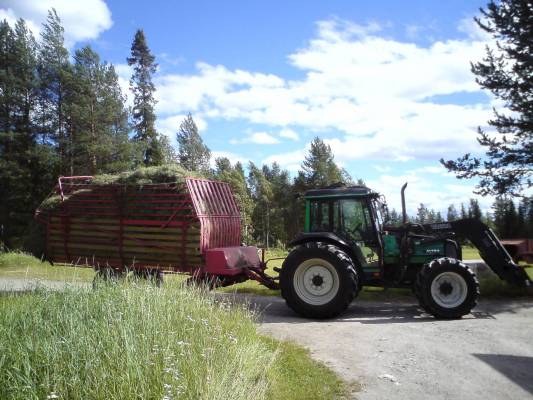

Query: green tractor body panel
left=408, top=241, right=445, bottom=265
left=383, top=235, right=447, bottom=265
left=382, top=235, right=400, bottom=264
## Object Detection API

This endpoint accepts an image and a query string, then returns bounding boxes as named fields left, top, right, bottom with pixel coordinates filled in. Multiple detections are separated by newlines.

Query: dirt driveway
left=251, top=294, right=533, bottom=400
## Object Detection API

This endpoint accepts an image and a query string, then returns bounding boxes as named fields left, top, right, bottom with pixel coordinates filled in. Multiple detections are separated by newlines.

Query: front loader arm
left=424, top=218, right=530, bottom=286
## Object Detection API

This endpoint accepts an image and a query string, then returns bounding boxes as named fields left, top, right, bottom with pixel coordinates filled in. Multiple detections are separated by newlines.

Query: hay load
left=38, top=165, right=203, bottom=212
left=35, top=166, right=241, bottom=271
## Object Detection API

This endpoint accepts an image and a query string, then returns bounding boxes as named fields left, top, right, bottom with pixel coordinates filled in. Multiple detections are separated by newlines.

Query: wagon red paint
left=502, top=239, right=533, bottom=263
left=35, top=176, right=278, bottom=288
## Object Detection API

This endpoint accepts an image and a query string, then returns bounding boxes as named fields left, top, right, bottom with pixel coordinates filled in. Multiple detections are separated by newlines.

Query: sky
left=0, top=0, right=499, bottom=215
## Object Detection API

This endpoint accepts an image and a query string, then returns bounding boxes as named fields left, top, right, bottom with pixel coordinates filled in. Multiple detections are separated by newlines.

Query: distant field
left=462, top=245, right=481, bottom=260
left=0, top=252, right=95, bottom=282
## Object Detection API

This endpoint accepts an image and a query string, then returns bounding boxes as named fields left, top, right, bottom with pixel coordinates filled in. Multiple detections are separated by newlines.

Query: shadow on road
left=473, top=354, right=533, bottom=395
left=228, top=294, right=533, bottom=324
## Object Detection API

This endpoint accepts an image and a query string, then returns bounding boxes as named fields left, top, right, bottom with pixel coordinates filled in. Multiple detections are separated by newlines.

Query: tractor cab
left=300, top=185, right=386, bottom=282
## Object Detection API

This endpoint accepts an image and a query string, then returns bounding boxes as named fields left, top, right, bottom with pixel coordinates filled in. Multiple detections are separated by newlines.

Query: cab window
left=309, top=198, right=372, bottom=241
left=309, top=200, right=331, bottom=231
left=334, top=199, right=372, bottom=241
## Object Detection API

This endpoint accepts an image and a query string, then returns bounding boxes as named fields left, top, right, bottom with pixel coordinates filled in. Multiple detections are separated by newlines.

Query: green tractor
left=279, top=183, right=531, bottom=319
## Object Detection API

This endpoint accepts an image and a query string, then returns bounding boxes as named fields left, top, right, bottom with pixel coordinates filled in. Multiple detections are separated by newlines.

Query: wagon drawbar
left=35, top=175, right=279, bottom=289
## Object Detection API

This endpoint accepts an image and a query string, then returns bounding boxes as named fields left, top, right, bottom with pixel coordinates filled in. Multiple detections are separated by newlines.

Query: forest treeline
left=0, top=10, right=531, bottom=250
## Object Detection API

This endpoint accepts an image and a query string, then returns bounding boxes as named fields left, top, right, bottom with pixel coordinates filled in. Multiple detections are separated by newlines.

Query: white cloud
left=146, top=17, right=493, bottom=162
left=157, top=114, right=208, bottom=145
left=262, top=148, right=308, bottom=172
left=367, top=172, right=494, bottom=216
left=1, top=0, right=112, bottom=47
left=457, top=17, right=492, bottom=42
left=0, top=7, right=40, bottom=34
left=279, top=128, right=299, bottom=141
left=210, top=151, right=247, bottom=168
left=231, top=131, right=280, bottom=145
left=374, top=165, right=392, bottom=173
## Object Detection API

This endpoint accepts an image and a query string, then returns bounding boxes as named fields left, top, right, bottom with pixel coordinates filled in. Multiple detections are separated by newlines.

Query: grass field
left=0, top=253, right=349, bottom=400
left=0, top=252, right=95, bottom=282
left=462, top=245, right=480, bottom=260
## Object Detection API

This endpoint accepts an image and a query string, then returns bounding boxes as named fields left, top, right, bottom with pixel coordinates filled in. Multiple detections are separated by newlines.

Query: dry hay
left=37, top=165, right=204, bottom=212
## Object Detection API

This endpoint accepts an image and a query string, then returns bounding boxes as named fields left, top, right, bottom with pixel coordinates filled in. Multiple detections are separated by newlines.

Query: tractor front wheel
left=280, top=243, right=359, bottom=319
left=415, top=258, right=479, bottom=319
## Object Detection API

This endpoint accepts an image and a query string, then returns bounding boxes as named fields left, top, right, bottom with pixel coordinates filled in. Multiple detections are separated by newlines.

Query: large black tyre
left=415, top=258, right=479, bottom=319
left=280, top=243, right=359, bottom=319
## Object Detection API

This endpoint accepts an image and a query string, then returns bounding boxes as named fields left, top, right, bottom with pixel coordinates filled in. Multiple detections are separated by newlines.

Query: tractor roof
left=305, top=185, right=378, bottom=199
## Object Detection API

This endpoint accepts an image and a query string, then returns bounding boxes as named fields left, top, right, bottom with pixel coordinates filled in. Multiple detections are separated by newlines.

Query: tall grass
left=0, top=252, right=350, bottom=399
left=0, top=284, right=276, bottom=400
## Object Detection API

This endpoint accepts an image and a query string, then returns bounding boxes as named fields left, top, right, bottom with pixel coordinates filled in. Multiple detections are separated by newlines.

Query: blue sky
left=1, top=0, right=497, bottom=214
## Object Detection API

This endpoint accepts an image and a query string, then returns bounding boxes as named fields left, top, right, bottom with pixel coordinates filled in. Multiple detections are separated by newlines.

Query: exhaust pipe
left=401, top=182, right=408, bottom=224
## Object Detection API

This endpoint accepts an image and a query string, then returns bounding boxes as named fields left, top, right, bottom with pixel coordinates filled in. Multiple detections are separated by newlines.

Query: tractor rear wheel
left=415, top=258, right=479, bottom=319
left=280, top=243, right=359, bottom=319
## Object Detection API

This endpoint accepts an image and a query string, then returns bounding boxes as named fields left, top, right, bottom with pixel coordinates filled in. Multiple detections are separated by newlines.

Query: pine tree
left=517, top=199, right=527, bottom=237
left=447, top=204, right=459, bottom=221
left=262, top=162, right=292, bottom=246
left=127, top=29, right=163, bottom=166
left=503, top=200, right=518, bottom=238
left=492, top=197, right=508, bottom=236
left=460, top=203, right=468, bottom=219
left=441, top=0, right=533, bottom=196
left=248, top=162, right=273, bottom=247
left=101, top=64, right=134, bottom=172
left=416, top=203, right=429, bottom=224
left=214, top=157, right=253, bottom=243
left=387, top=208, right=401, bottom=226
left=468, top=199, right=482, bottom=220
left=0, top=18, right=57, bottom=247
left=526, top=197, right=533, bottom=238
left=299, top=137, right=344, bottom=188
left=37, top=9, right=70, bottom=174
left=66, top=46, right=131, bottom=174
left=176, top=113, right=211, bottom=172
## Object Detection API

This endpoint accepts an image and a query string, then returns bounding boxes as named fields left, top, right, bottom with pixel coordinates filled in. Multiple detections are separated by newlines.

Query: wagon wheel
left=92, top=267, right=124, bottom=289
left=184, top=274, right=222, bottom=290
left=132, top=268, right=163, bottom=287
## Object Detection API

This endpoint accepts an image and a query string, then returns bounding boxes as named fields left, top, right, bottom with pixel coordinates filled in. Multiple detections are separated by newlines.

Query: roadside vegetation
left=0, top=253, right=349, bottom=400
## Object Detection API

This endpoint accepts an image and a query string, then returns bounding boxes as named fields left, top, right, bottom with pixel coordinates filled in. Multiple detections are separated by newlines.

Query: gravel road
left=2, top=276, right=532, bottom=400
left=253, top=294, right=533, bottom=400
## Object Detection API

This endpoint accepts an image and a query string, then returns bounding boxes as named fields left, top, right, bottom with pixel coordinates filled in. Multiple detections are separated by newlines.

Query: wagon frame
left=35, top=175, right=278, bottom=289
